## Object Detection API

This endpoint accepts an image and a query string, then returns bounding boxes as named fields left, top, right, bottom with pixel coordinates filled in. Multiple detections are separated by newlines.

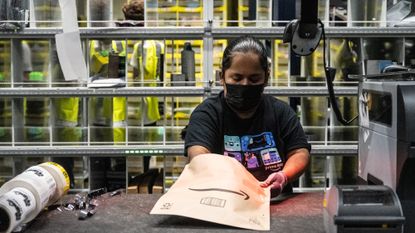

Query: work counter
left=23, top=192, right=325, bottom=233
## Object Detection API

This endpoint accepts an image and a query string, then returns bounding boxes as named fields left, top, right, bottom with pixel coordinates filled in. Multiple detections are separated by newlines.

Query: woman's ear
left=219, top=71, right=224, bottom=86
left=265, top=70, right=270, bottom=86
left=265, top=57, right=271, bottom=86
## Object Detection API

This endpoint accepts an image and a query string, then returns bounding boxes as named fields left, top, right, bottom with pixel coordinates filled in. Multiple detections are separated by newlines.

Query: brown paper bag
left=150, top=153, right=270, bottom=231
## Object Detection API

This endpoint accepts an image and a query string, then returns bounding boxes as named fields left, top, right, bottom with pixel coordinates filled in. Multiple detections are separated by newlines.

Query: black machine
left=324, top=185, right=405, bottom=233
left=323, top=73, right=415, bottom=233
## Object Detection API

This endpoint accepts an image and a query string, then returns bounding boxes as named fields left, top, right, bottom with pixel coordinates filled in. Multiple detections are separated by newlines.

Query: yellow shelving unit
left=0, top=40, right=11, bottom=86
left=33, top=1, right=61, bottom=27
left=146, top=0, right=203, bottom=27
left=0, top=40, right=12, bottom=175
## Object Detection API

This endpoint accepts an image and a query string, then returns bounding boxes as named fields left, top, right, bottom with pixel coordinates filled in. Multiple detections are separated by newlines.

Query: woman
left=184, top=36, right=311, bottom=197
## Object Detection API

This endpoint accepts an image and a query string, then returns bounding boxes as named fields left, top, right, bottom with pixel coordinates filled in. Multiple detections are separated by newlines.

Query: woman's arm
left=282, top=148, right=310, bottom=182
left=187, top=145, right=211, bottom=162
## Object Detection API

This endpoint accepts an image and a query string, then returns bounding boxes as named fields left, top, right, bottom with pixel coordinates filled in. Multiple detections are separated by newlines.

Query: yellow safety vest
left=90, top=40, right=127, bottom=142
left=133, top=40, right=164, bottom=124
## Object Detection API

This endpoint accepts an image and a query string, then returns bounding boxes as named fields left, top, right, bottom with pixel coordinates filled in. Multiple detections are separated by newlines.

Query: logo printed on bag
left=161, top=203, right=172, bottom=210
left=200, top=197, right=226, bottom=208
left=189, top=188, right=250, bottom=200
left=249, top=217, right=261, bottom=226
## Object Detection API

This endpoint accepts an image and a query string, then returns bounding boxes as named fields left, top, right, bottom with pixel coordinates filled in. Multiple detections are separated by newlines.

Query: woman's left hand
left=259, top=171, right=288, bottom=196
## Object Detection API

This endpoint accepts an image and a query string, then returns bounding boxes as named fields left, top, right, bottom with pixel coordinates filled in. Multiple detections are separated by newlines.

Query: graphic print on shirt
left=224, top=132, right=283, bottom=172
left=244, top=152, right=260, bottom=168
left=260, top=148, right=282, bottom=171
left=224, top=135, right=241, bottom=151
left=224, top=135, right=243, bottom=163
left=224, top=151, right=243, bottom=163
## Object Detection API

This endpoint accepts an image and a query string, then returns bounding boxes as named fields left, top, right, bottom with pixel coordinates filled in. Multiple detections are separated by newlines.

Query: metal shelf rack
left=0, top=144, right=357, bottom=157
left=1, top=27, right=415, bottom=39
left=0, top=86, right=358, bottom=97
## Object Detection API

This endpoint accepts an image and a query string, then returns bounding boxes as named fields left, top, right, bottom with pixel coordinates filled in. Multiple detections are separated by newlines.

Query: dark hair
left=221, top=36, right=269, bottom=77
left=122, top=0, right=144, bottom=21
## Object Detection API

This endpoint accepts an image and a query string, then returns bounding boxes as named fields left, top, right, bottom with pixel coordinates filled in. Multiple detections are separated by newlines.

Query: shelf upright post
left=203, top=0, right=214, bottom=96
left=11, top=39, right=25, bottom=174
left=402, top=37, right=406, bottom=67
left=84, top=38, right=91, bottom=147
left=11, top=39, right=24, bottom=145
left=28, top=0, right=36, bottom=28
left=48, top=39, right=54, bottom=147
left=84, top=37, right=91, bottom=191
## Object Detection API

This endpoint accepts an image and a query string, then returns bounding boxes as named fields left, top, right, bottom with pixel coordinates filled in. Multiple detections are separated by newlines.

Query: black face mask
left=225, top=83, right=264, bottom=112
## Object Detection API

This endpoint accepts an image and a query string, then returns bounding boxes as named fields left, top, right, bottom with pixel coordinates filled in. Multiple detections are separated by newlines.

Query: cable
left=319, top=19, right=358, bottom=125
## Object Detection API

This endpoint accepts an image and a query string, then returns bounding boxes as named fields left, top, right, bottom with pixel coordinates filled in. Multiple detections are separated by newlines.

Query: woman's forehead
left=228, top=52, right=263, bottom=71
left=230, top=51, right=260, bottom=61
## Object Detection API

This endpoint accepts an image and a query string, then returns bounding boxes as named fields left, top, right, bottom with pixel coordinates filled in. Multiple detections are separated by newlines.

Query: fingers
left=264, top=172, right=277, bottom=184
left=260, top=171, right=287, bottom=190
left=259, top=173, right=277, bottom=187
left=259, top=181, right=268, bottom=188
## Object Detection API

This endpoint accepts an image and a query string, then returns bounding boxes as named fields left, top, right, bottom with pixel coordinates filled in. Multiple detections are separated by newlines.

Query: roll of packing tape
left=0, top=187, right=36, bottom=233
left=0, top=166, right=56, bottom=223
left=0, top=162, right=69, bottom=233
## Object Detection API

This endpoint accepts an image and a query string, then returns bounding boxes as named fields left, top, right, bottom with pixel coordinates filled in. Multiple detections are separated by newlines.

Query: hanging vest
left=133, top=40, right=164, bottom=124
left=134, top=40, right=163, bottom=84
left=90, top=40, right=127, bottom=142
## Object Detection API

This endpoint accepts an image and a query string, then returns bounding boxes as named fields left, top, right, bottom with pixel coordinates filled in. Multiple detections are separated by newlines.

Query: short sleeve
left=279, top=104, right=311, bottom=153
left=184, top=101, right=221, bottom=155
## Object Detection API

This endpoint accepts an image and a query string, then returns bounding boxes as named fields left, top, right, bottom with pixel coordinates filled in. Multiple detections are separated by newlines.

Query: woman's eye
left=249, top=77, right=261, bottom=83
left=232, top=75, right=243, bottom=82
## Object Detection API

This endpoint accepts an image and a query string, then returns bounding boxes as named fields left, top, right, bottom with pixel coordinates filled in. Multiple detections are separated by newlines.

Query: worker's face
left=222, top=52, right=267, bottom=86
left=222, top=52, right=268, bottom=113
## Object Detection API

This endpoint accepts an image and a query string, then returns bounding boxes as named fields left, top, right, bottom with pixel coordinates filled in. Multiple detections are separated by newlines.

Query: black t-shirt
left=185, top=91, right=311, bottom=184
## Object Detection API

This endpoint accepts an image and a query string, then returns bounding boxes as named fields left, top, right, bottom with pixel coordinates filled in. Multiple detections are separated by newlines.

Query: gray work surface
left=23, top=192, right=325, bottom=233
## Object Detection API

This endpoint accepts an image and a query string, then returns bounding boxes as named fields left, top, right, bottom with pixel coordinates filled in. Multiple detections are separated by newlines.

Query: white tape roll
left=0, top=162, right=69, bottom=232
left=0, top=187, right=36, bottom=233
left=38, top=162, right=70, bottom=204
left=0, top=166, right=56, bottom=222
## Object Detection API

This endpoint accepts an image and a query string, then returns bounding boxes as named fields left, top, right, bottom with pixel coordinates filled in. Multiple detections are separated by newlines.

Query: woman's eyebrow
left=231, top=71, right=263, bottom=76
